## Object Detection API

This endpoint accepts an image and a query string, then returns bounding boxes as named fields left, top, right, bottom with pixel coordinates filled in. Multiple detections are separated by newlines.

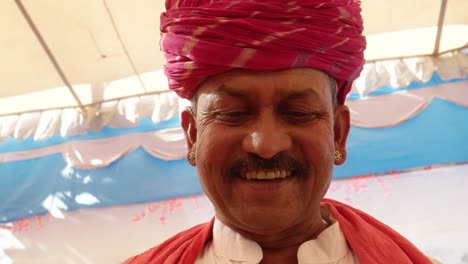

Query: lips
left=240, top=169, right=292, bottom=180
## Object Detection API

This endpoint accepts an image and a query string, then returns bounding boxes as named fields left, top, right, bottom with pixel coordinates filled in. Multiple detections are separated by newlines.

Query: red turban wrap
left=160, top=0, right=366, bottom=105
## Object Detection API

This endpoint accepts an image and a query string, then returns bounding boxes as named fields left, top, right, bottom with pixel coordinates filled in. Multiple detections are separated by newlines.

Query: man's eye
left=216, top=111, right=250, bottom=124
left=285, top=112, right=309, bottom=117
left=282, top=111, right=317, bottom=122
left=222, top=112, right=248, bottom=117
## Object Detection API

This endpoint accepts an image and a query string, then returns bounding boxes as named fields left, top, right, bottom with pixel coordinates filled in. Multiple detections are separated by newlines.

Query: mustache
left=228, top=152, right=306, bottom=176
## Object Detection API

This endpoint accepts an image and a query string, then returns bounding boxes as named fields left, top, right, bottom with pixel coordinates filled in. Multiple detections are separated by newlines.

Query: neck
left=260, top=217, right=329, bottom=264
left=219, top=206, right=331, bottom=262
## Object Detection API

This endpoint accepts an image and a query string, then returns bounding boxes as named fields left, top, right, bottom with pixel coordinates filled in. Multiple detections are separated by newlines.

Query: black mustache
left=229, top=153, right=306, bottom=176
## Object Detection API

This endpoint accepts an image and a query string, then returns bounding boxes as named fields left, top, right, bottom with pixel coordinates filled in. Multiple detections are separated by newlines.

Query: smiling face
left=181, top=68, right=350, bottom=240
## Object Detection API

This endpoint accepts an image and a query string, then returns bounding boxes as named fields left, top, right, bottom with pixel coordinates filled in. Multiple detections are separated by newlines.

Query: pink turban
left=160, top=0, right=366, bottom=105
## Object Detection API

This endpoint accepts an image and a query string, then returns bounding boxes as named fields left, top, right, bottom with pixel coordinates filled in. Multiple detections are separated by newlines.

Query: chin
left=233, top=207, right=300, bottom=233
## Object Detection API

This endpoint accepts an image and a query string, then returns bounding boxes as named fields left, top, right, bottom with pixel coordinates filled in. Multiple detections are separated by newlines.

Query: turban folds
left=160, top=0, right=366, bottom=104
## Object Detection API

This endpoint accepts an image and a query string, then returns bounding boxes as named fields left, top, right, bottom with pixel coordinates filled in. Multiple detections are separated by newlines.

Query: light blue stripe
left=0, top=117, right=180, bottom=154
left=0, top=148, right=200, bottom=223
left=334, top=98, right=468, bottom=177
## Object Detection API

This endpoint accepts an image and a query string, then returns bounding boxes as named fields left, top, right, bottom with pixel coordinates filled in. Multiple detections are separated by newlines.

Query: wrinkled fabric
left=124, top=199, right=432, bottom=264
left=160, top=0, right=366, bottom=105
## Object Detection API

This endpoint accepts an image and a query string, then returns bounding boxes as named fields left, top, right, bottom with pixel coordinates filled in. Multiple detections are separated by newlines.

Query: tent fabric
left=0, top=148, right=201, bottom=224
left=346, top=80, right=468, bottom=128
left=0, top=86, right=468, bottom=167
left=0, top=116, right=181, bottom=154
left=1, top=53, right=467, bottom=223
left=2, top=164, right=468, bottom=263
left=1, top=62, right=467, bottom=141
left=0, top=129, right=186, bottom=168
left=0, top=0, right=467, bottom=117
left=0, top=92, right=184, bottom=141
left=1, top=97, right=467, bottom=224
left=353, top=49, right=468, bottom=96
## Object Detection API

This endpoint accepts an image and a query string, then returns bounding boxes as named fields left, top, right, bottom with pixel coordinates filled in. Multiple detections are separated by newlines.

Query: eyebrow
left=213, top=85, right=247, bottom=99
left=213, top=85, right=321, bottom=101
left=283, top=88, right=321, bottom=101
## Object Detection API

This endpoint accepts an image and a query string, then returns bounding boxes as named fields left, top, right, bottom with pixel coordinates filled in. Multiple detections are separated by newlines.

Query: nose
left=242, top=110, right=292, bottom=159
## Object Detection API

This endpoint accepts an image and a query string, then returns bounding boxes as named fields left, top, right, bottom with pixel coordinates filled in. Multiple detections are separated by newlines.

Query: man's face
left=182, top=68, right=350, bottom=234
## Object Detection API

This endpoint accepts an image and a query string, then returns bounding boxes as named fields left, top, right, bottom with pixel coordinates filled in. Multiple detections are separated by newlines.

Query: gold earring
left=188, top=152, right=196, bottom=164
left=334, top=150, right=342, bottom=161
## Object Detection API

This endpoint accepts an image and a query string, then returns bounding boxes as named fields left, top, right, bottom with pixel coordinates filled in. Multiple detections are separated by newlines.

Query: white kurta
left=195, top=217, right=360, bottom=264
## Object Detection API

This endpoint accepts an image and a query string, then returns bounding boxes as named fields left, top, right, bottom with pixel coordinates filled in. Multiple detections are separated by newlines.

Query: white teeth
left=280, top=170, right=287, bottom=178
left=264, top=172, right=272, bottom=179
left=241, top=170, right=292, bottom=180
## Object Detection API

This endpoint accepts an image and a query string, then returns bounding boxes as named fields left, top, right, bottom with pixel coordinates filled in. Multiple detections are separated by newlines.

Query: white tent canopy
left=0, top=0, right=467, bottom=117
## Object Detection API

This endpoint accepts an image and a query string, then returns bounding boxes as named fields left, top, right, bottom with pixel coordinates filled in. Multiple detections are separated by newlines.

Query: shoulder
left=124, top=220, right=215, bottom=264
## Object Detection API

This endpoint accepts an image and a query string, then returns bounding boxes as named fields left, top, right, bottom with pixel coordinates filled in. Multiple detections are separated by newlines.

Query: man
left=126, top=0, right=436, bottom=263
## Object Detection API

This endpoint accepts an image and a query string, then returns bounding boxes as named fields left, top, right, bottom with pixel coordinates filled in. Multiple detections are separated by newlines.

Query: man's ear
left=181, top=108, right=197, bottom=166
left=333, top=104, right=350, bottom=165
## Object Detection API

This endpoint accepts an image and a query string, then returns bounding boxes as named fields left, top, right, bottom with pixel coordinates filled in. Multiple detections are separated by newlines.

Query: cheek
left=195, top=125, right=240, bottom=176
left=194, top=125, right=242, bottom=208
left=197, top=125, right=229, bottom=155
left=197, top=122, right=242, bottom=146
left=296, top=123, right=335, bottom=188
left=300, top=123, right=335, bottom=157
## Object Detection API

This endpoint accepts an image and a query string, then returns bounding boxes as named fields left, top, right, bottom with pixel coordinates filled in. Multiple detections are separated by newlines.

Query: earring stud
left=188, top=152, right=196, bottom=163
left=334, top=150, right=342, bottom=161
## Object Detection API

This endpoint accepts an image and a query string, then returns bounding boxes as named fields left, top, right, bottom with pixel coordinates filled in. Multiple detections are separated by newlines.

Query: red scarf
left=125, top=199, right=432, bottom=264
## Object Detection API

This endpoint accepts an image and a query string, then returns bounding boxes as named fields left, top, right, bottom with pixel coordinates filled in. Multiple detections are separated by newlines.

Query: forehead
left=196, top=68, right=332, bottom=103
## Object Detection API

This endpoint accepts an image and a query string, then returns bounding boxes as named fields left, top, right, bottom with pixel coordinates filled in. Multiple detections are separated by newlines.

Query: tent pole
left=365, top=45, right=467, bottom=64
left=102, top=0, right=148, bottom=93
left=14, top=0, right=85, bottom=113
left=433, top=0, right=448, bottom=56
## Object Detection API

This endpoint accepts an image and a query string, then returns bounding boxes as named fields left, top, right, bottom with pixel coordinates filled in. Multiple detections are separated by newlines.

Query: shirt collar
left=212, top=218, right=263, bottom=262
left=212, top=217, right=351, bottom=263
left=297, top=220, right=350, bottom=263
